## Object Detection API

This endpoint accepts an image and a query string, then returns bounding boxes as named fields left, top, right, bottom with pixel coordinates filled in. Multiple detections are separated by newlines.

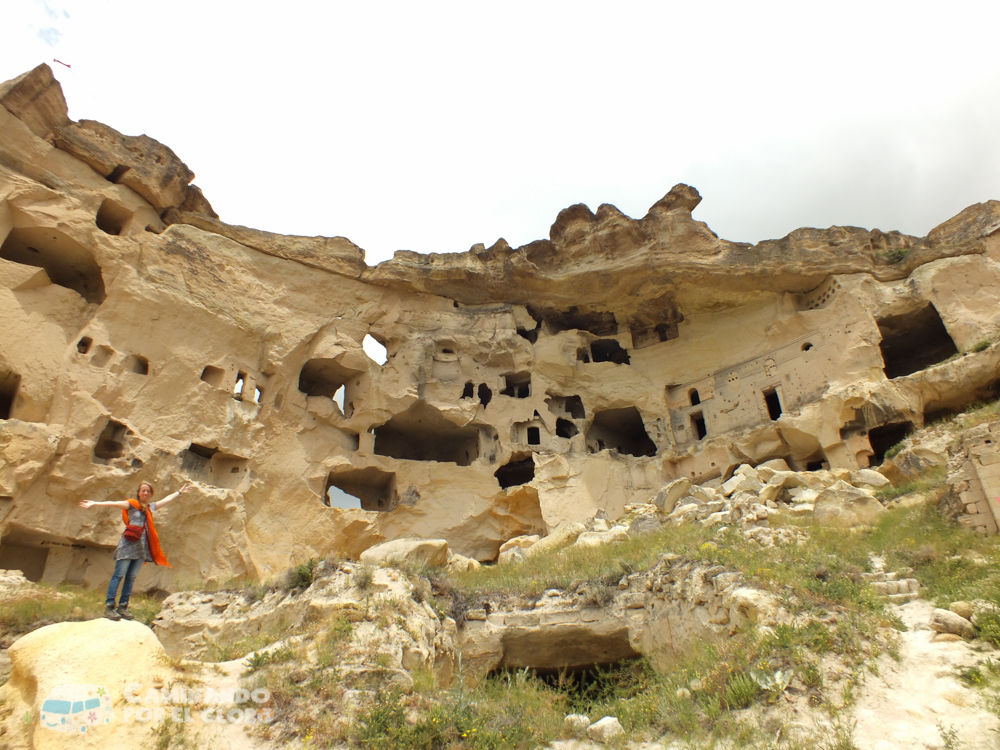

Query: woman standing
left=79, top=481, right=192, bottom=620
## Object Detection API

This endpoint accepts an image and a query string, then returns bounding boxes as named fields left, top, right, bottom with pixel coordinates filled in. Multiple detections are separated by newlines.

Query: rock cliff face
left=2, top=63, right=1000, bottom=590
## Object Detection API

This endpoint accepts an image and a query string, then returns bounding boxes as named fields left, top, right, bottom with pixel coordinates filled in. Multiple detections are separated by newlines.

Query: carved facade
left=3, top=64, right=1000, bottom=590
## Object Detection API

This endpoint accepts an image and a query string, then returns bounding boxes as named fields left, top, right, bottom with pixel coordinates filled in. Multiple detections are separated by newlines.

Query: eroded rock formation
left=3, top=64, right=1000, bottom=590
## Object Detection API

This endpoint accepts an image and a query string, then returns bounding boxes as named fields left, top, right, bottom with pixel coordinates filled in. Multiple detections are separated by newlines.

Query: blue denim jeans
left=106, top=558, right=144, bottom=608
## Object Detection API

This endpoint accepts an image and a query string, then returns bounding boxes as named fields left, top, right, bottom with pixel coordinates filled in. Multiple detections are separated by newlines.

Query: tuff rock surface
left=2, top=63, right=1000, bottom=593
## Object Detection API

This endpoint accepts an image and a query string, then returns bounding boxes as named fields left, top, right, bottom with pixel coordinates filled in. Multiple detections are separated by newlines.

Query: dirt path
left=851, top=599, right=1000, bottom=749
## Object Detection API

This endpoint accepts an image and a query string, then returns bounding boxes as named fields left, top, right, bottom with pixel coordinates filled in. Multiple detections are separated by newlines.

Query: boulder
left=587, top=716, right=625, bottom=742
left=652, top=478, right=692, bottom=513
left=929, top=608, right=975, bottom=639
left=499, top=535, right=540, bottom=554
left=564, top=714, right=591, bottom=735
left=0, top=620, right=171, bottom=748
left=950, top=601, right=975, bottom=620
left=849, top=469, right=891, bottom=489
left=359, top=538, right=450, bottom=568
left=525, top=522, right=585, bottom=558
left=812, top=481, right=885, bottom=527
left=499, top=546, right=528, bottom=565
left=573, top=526, right=629, bottom=548
left=447, top=553, right=481, bottom=573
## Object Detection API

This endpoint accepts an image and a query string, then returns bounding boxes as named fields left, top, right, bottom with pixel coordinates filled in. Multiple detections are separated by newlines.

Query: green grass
left=0, top=585, right=161, bottom=636
left=875, top=467, right=946, bottom=502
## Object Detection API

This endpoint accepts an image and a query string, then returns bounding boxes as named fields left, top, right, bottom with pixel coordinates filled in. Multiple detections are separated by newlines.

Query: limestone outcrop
left=0, top=619, right=173, bottom=749
left=3, top=63, right=1000, bottom=590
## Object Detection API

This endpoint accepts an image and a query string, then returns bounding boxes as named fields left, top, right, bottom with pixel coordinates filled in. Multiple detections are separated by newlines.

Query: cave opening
left=180, top=443, right=250, bottom=488
left=590, top=339, right=631, bottom=365
left=877, top=304, right=958, bottom=379
left=517, top=327, right=540, bottom=343
left=495, top=454, right=535, bottom=489
left=374, top=402, right=483, bottom=465
left=546, top=394, right=586, bottom=420
left=477, top=383, right=493, bottom=408
left=0, top=370, right=20, bottom=419
left=630, top=321, right=679, bottom=349
left=531, top=306, right=618, bottom=336
left=325, top=468, right=398, bottom=511
left=201, top=365, right=225, bottom=387
left=587, top=407, right=657, bottom=456
left=124, top=354, right=149, bottom=375
left=93, top=419, right=130, bottom=461
left=556, top=419, right=578, bottom=438
left=298, top=359, right=362, bottom=399
left=0, top=227, right=106, bottom=303
left=501, top=372, right=531, bottom=399
left=461, top=382, right=475, bottom=399
left=763, top=388, right=782, bottom=420
left=0, top=533, right=48, bottom=582
left=691, top=412, right=707, bottom=440
left=95, top=199, right=132, bottom=235
left=868, top=422, right=914, bottom=465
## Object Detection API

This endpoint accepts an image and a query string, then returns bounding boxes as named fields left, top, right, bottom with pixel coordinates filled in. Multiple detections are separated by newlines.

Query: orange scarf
left=123, top=500, right=171, bottom=567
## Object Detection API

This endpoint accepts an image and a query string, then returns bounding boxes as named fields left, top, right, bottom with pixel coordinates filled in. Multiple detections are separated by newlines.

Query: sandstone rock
left=950, top=601, right=975, bottom=620
left=0, top=620, right=171, bottom=748
left=499, top=535, right=540, bottom=554
left=728, top=587, right=777, bottom=630
left=447, top=553, right=481, bottom=573
left=359, top=538, right=450, bottom=568
left=813, top=481, right=885, bottom=527
left=499, top=546, right=528, bottom=565
left=849, top=469, right=891, bottom=489
left=587, top=716, right=624, bottom=742
left=54, top=119, right=195, bottom=210
left=652, top=478, right=692, bottom=513
left=756, top=458, right=791, bottom=475
left=574, top=526, right=629, bottom=548
left=929, top=608, right=976, bottom=639
left=5, top=65, right=1000, bottom=594
left=565, top=714, right=591, bottom=735
left=0, top=63, right=70, bottom=141
left=525, top=522, right=585, bottom=558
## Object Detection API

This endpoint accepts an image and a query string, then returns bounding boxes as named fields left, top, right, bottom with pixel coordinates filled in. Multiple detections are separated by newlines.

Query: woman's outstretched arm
left=155, top=484, right=194, bottom=509
left=79, top=499, right=132, bottom=509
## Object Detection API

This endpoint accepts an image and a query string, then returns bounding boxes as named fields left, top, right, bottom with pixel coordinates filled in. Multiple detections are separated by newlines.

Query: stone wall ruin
left=3, top=64, right=1000, bottom=589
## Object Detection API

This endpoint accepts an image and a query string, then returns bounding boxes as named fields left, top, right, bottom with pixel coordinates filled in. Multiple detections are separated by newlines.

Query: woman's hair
left=136, top=482, right=155, bottom=499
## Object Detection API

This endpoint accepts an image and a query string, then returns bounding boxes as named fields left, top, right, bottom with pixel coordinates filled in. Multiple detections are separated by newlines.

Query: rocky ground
left=5, top=415, right=1000, bottom=749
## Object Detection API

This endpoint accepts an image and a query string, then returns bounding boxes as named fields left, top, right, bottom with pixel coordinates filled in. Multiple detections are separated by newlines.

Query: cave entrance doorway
left=374, top=402, right=483, bottom=465
left=0, top=370, right=20, bottom=419
left=495, top=454, right=535, bottom=489
left=586, top=407, right=657, bottom=456
left=877, top=305, right=958, bottom=379
left=0, top=227, right=106, bottom=303
left=325, top=468, right=398, bottom=511
left=867, top=422, right=914, bottom=465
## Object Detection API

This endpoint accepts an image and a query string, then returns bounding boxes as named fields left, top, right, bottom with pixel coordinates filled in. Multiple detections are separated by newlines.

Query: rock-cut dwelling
left=2, top=64, right=1000, bottom=591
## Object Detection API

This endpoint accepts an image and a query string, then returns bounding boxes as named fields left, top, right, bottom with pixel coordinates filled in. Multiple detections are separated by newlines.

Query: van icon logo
left=39, top=684, right=113, bottom=734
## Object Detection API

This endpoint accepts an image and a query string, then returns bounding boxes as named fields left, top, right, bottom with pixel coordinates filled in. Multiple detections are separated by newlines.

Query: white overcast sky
left=5, top=1, right=1000, bottom=265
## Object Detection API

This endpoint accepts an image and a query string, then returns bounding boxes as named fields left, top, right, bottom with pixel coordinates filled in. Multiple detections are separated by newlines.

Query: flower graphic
left=88, top=712, right=97, bottom=724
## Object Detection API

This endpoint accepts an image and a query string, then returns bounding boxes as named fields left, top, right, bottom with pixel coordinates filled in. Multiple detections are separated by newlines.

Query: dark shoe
left=103, top=605, right=122, bottom=621
left=116, top=605, right=134, bottom=621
